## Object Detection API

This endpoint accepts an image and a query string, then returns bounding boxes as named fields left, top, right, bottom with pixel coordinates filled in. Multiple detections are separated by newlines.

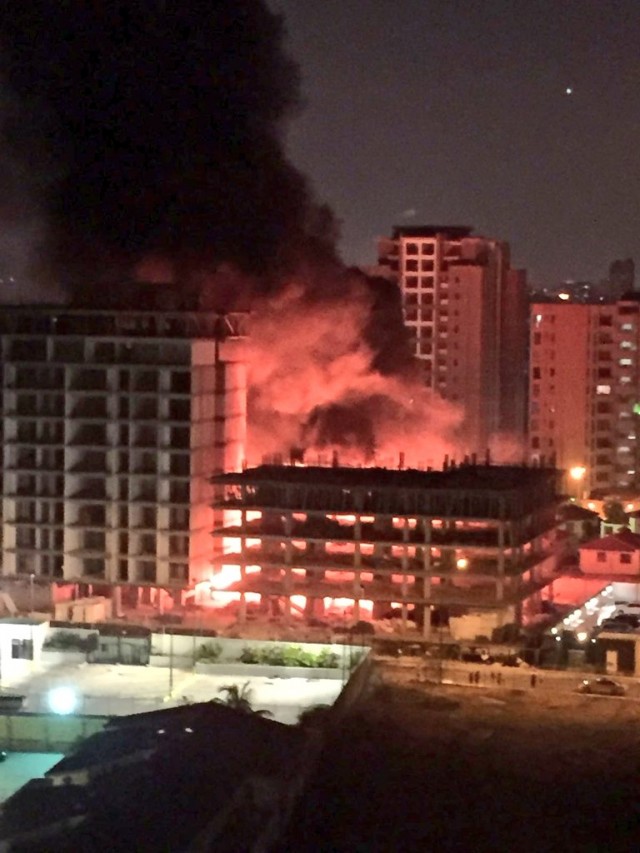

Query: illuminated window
left=620, top=376, right=632, bottom=384
left=622, top=323, right=634, bottom=331
left=620, top=358, right=633, bottom=366
left=596, top=385, right=611, bottom=395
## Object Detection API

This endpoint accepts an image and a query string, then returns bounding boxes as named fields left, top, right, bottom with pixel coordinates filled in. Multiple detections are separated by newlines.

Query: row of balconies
left=211, top=546, right=550, bottom=578
left=223, top=573, right=522, bottom=608
left=212, top=514, right=547, bottom=548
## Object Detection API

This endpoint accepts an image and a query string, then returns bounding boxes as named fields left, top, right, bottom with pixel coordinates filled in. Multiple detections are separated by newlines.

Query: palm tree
left=213, top=681, right=271, bottom=716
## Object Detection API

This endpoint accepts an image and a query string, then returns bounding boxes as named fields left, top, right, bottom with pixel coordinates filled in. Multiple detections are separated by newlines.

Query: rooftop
left=392, top=225, right=473, bottom=240
left=215, top=463, right=558, bottom=494
left=580, top=528, right=640, bottom=552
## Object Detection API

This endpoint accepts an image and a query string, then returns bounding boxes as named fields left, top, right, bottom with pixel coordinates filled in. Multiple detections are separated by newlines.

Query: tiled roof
left=580, top=528, right=640, bottom=552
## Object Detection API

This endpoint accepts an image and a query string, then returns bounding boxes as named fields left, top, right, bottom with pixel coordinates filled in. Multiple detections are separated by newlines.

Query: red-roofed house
left=579, top=528, right=640, bottom=578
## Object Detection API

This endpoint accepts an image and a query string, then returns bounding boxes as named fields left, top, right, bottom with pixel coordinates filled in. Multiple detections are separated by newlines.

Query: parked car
left=599, top=620, right=633, bottom=633
left=577, top=677, right=626, bottom=697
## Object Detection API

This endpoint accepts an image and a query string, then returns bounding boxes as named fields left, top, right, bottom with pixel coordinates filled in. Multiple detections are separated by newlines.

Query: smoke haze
left=0, top=1, right=465, bottom=465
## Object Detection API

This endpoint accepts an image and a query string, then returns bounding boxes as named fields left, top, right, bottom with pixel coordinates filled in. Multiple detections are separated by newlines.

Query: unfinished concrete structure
left=211, top=463, right=564, bottom=639
left=0, top=290, right=248, bottom=605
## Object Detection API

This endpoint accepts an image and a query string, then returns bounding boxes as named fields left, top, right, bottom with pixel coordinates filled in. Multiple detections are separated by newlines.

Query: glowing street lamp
left=569, top=465, right=587, bottom=501
left=47, top=686, right=78, bottom=715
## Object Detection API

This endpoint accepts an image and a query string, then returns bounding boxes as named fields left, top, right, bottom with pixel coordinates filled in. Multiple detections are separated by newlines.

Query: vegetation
left=43, top=631, right=91, bottom=652
left=603, top=500, right=628, bottom=525
left=238, top=644, right=340, bottom=668
left=213, top=682, right=271, bottom=716
left=195, top=641, right=223, bottom=662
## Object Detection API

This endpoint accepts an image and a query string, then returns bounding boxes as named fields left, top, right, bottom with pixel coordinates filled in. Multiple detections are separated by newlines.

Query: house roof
left=580, top=528, right=640, bottom=552
left=557, top=503, right=600, bottom=521
left=1, top=702, right=307, bottom=852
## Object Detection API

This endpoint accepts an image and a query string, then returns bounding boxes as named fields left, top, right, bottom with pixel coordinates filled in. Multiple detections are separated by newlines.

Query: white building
left=0, top=291, right=248, bottom=609
left=0, top=616, right=48, bottom=682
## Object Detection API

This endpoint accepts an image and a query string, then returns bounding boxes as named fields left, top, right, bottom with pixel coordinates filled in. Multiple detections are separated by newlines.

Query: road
left=1, top=662, right=343, bottom=724
left=380, top=655, right=640, bottom=697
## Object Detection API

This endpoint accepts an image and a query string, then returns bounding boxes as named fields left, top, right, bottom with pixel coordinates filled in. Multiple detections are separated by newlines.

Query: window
left=533, top=333, right=541, bottom=345
left=532, top=367, right=541, bottom=380
left=596, top=551, right=606, bottom=562
left=620, top=358, right=633, bottom=366
left=620, top=553, right=632, bottom=564
left=11, top=639, right=33, bottom=660
left=596, top=385, right=611, bottom=395
left=405, top=242, right=418, bottom=255
left=405, top=259, right=418, bottom=272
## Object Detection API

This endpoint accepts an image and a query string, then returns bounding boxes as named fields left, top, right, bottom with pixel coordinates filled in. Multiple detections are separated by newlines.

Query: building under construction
left=211, top=463, right=564, bottom=640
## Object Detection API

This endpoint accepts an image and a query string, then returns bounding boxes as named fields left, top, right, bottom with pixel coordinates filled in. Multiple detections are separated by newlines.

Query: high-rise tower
left=377, top=226, right=528, bottom=455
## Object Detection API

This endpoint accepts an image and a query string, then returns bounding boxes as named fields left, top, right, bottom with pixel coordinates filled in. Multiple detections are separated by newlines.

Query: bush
left=196, top=641, right=222, bottom=662
left=316, top=649, right=340, bottom=668
left=239, top=646, right=261, bottom=664
left=237, top=644, right=341, bottom=668
left=44, top=631, right=90, bottom=652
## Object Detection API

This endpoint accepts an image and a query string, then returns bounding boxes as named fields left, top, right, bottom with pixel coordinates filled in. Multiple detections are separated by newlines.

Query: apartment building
left=377, top=226, right=528, bottom=454
left=0, top=289, right=247, bottom=604
left=529, top=295, right=640, bottom=496
left=211, top=462, right=563, bottom=641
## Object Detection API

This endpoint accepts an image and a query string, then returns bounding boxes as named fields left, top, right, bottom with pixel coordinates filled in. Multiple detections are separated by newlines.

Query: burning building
left=0, top=290, right=247, bottom=608
left=210, top=462, right=564, bottom=640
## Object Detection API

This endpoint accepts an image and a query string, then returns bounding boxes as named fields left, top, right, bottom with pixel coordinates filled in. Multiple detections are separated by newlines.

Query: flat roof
left=215, top=464, right=557, bottom=493
left=392, top=225, right=473, bottom=239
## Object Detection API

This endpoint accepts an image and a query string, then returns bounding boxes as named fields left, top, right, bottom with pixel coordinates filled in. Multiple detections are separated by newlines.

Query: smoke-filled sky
left=0, top=0, right=469, bottom=464
left=273, top=0, right=640, bottom=287
left=0, top=1, right=337, bottom=295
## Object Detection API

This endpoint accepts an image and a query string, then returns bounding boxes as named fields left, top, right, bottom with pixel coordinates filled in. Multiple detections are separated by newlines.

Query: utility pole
left=169, top=630, right=174, bottom=697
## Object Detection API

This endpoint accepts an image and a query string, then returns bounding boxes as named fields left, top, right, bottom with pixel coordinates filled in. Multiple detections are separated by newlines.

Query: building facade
left=529, top=295, right=640, bottom=496
left=211, top=463, right=563, bottom=641
left=0, top=297, right=247, bottom=604
left=377, top=226, right=528, bottom=454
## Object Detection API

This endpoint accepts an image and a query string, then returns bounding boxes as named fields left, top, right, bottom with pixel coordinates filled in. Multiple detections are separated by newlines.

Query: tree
left=603, top=500, right=628, bottom=525
left=213, top=682, right=271, bottom=717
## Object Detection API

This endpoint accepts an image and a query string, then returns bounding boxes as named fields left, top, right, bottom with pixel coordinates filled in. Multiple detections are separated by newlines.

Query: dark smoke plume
left=0, top=0, right=337, bottom=294
left=0, top=1, right=464, bottom=463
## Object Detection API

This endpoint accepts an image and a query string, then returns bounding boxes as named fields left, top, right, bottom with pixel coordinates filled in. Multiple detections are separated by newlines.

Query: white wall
left=0, top=619, right=49, bottom=680
left=580, top=548, right=640, bottom=576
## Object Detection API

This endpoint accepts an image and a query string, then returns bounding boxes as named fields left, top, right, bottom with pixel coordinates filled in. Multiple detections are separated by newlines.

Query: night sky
left=273, top=0, right=640, bottom=286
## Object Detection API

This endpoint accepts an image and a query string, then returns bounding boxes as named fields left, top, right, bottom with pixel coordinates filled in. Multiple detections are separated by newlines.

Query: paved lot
left=382, top=655, right=640, bottom=697
left=1, top=662, right=343, bottom=724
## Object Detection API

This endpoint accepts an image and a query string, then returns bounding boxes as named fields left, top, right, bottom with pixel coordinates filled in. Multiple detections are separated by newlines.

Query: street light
left=48, top=686, right=78, bottom=715
left=569, top=466, right=587, bottom=501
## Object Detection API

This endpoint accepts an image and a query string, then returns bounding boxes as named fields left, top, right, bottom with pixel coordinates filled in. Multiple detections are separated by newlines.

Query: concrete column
left=401, top=521, right=409, bottom=632
left=422, top=517, right=432, bottom=639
